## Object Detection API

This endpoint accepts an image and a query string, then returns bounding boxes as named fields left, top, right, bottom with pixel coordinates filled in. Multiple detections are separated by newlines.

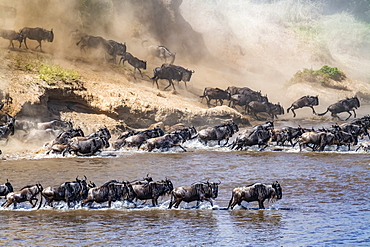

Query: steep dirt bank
left=0, top=48, right=250, bottom=138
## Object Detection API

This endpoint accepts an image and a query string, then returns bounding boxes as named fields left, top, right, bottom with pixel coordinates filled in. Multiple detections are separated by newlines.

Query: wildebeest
left=143, top=41, right=176, bottom=64
left=247, top=101, right=284, bottom=120
left=200, top=87, right=230, bottom=107
left=120, top=127, right=164, bottom=149
left=37, top=119, right=72, bottom=131
left=168, top=181, right=220, bottom=209
left=132, top=178, right=173, bottom=206
left=145, top=133, right=187, bottom=152
left=227, top=181, right=282, bottom=209
left=161, top=64, right=194, bottom=89
left=287, top=95, right=319, bottom=117
left=41, top=176, right=89, bottom=207
left=2, top=183, right=43, bottom=208
left=14, top=119, right=36, bottom=133
left=298, top=131, right=335, bottom=151
left=318, top=96, right=360, bottom=120
left=62, top=136, right=109, bottom=156
left=82, top=180, right=136, bottom=208
left=230, top=127, right=272, bottom=151
left=120, top=52, right=147, bottom=78
left=0, top=179, right=13, bottom=197
left=76, top=35, right=113, bottom=55
left=45, top=127, right=85, bottom=154
left=20, top=27, right=54, bottom=51
left=0, top=29, right=23, bottom=48
left=0, top=113, right=15, bottom=142
left=108, top=40, right=126, bottom=62
left=151, top=65, right=183, bottom=91
left=198, top=122, right=239, bottom=145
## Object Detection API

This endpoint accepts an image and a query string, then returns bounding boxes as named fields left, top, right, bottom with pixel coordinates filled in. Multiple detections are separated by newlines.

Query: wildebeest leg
left=35, top=40, right=42, bottom=51
left=258, top=200, right=265, bottom=209
left=291, top=108, right=296, bottom=117
left=164, top=79, right=173, bottom=90
left=310, top=106, right=316, bottom=115
left=344, top=111, right=353, bottom=121
left=23, top=38, right=29, bottom=49
left=30, top=197, right=38, bottom=207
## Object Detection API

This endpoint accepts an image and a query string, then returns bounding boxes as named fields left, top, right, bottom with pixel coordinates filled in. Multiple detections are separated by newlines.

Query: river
left=0, top=147, right=369, bottom=246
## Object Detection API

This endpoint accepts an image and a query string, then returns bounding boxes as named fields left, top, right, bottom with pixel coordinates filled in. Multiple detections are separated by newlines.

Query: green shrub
left=316, top=65, right=346, bottom=81
left=38, top=64, right=79, bottom=84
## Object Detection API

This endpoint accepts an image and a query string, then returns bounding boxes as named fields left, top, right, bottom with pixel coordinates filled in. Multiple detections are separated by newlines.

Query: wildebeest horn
left=218, top=180, right=221, bottom=185
left=83, top=175, right=87, bottom=181
left=76, top=176, right=79, bottom=181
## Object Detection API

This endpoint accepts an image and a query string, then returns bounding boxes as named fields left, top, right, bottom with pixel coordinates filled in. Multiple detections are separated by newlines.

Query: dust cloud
left=0, top=0, right=369, bottom=107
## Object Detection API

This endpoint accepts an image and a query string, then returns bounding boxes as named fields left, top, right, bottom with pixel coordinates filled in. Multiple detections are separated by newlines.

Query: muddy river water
left=0, top=147, right=369, bottom=246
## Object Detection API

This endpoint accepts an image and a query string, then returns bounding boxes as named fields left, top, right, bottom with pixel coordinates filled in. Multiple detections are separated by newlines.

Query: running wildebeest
left=37, top=119, right=72, bottom=131
left=318, top=96, right=360, bottom=120
left=132, top=178, right=173, bottom=206
left=161, top=64, right=194, bottom=89
left=82, top=180, right=136, bottom=208
left=2, top=183, right=43, bottom=208
left=298, top=131, right=335, bottom=151
left=198, top=122, right=239, bottom=146
left=200, top=87, right=231, bottom=107
left=151, top=64, right=183, bottom=91
left=230, top=127, right=272, bottom=151
left=0, top=179, right=13, bottom=197
left=0, top=113, right=15, bottom=142
left=120, top=127, right=164, bottom=149
left=76, top=34, right=114, bottom=59
left=168, top=181, right=220, bottom=209
left=20, top=27, right=54, bottom=51
left=247, top=101, right=284, bottom=120
left=0, top=29, right=23, bottom=48
left=287, top=95, right=319, bottom=117
left=41, top=176, right=89, bottom=208
left=145, top=132, right=187, bottom=152
left=120, top=52, right=146, bottom=78
left=227, top=181, right=282, bottom=209
left=62, top=136, right=110, bottom=156
left=143, top=41, right=176, bottom=64
left=108, top=40, right=126, bottom=62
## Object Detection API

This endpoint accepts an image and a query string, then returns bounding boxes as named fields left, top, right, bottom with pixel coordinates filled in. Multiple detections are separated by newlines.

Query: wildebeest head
left=48, top=29, right=54, bottom=42
left=272, top=181, right=282, bottom=199
left=208, top=181, right=221, bottom=198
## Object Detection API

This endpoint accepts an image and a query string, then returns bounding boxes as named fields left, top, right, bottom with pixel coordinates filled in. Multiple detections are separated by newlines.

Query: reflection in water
left=0, top=151, right=369, bottom=246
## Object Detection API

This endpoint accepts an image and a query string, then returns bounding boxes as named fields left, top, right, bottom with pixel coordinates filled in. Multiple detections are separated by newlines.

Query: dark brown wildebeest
left=200, top=87, right=231, bottom=107
left=287, top=95, right=319, bottom=117
left=81, top=181, right=136, bottom=208
left=108, top=40, right=126, bottom=62
left=132, top=178, right=173, bottom=206
left=227, top=181, right=282, bottom=209
left=0, top=29, right=23, bottom=48
left=2, top=183, right=43, bottom=208
left=20, top=27, right=54, bottom=51
left=318, top=96, right=360, bottom=120
left=247, top=101, right=284, bottom=120
left=0, top=113, right=15, bottom=142
left=62, top=136, right=109, bottom=156
left=41, top=176, right=90, bottom=208
left=0, top=179, right=13, bottom=197
left=168, top=181, right=221, bottom=209
left=76, top=35, right=113, bottom=55
left=120, top=52, right=147, bottom=78
left=298, top=131, right=335, bottom=151
left=37, top=119, right=72, bottom=131
left=161, top=64, right=194, bottom=89
left=229, top=128, right=272, bottom=151
left=198, top=122, right=239, bottom=146
left=120, top=127, right=164, bottom=149
left=45, top=127, right=85, bottom=154
left=151, top=64, right=183, bottom=91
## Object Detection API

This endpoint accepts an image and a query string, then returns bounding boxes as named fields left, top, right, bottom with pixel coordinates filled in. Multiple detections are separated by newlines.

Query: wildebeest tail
left=317, top=108, right=329, bottom=116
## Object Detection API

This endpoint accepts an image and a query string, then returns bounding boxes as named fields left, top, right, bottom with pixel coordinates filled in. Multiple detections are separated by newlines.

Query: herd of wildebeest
left=0, top=27, right=369, bottom=210
left=0, top=174, right=282, bottom=211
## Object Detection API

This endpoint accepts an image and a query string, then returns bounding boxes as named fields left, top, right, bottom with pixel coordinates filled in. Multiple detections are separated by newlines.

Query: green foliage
left=289, top=65, right=348, bottom=90
left=38, top=64, right=79, bottom=84
left=316, top=65, right=346, bottom=81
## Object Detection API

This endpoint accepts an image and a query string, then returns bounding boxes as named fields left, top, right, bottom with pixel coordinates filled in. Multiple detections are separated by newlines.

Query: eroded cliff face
left=0, top=49, right=249, bottom=136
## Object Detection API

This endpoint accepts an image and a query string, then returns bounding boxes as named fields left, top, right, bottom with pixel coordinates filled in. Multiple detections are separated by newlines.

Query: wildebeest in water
left=20, top=27, right=54, bottom=51
left=227, top=181, right=282, bottom=209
